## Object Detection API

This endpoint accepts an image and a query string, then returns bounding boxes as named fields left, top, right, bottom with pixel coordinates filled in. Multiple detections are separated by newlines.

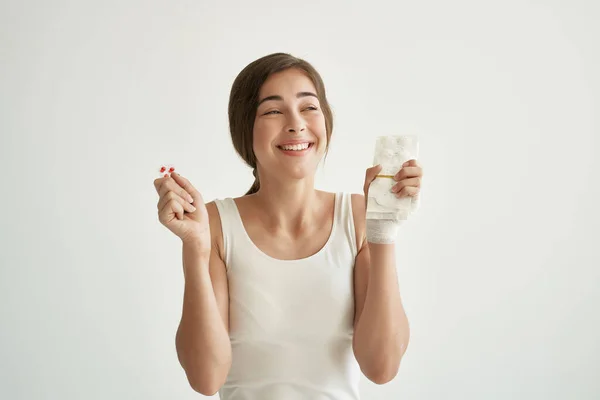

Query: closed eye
left=263, top=106, right=318, bottom=116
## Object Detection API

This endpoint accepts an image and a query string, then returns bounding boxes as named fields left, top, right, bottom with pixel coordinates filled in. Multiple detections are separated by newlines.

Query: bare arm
left=175, top=202, right=231, bottom=396
left=351, top=194, right=410, bottom=385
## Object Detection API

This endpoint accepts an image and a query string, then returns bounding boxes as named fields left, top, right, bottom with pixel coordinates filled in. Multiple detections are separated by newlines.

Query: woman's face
left=253, top=68, right=327, bottom=182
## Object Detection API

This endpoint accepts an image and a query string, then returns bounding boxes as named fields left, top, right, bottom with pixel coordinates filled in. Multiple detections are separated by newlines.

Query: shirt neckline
left=228, top=193, right=339, bottom=264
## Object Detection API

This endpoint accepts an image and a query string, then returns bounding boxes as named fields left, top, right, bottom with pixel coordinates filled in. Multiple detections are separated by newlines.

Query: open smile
left=276, top=142, right=314, bottom=156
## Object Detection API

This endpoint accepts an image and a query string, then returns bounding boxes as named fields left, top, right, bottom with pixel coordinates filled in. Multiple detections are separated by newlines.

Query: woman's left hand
left=363, top=159, right=424, bottom=200
left=390, top=159, right=423, bottom=198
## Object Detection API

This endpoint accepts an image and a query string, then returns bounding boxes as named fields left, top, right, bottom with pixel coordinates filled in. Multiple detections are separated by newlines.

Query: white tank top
left=213, top=192, right=361, bottom=400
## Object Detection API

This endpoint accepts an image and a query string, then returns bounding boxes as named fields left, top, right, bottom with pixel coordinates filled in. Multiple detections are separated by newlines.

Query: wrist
left=366, top=219, right=402, bottom=244
left=182, top=238, right=211, bottom=260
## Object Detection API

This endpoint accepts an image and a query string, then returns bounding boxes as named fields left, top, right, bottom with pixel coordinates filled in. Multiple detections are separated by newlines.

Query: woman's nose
left=287, top=125, right=306, bottom=133
left=286, top=115, right=306, bottom=133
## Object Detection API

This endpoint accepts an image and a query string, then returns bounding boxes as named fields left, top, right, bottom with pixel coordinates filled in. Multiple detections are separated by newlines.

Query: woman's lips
left=276, top=142, right=314, bottom=156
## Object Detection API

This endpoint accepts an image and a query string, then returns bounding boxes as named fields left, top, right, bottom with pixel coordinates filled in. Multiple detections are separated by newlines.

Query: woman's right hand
left=154, top=173, right=211, bottom=252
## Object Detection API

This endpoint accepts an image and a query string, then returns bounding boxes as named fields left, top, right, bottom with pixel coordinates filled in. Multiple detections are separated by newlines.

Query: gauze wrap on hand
left=366, top=135, right=419, bottom=244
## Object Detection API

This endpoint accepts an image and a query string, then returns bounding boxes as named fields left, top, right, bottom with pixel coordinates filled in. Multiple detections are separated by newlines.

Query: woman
left=153, top=53, right=423, bottom=399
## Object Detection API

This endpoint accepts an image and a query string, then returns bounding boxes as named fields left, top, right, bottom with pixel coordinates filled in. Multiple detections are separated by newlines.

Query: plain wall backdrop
left=1, top=0, right=598, bottom=399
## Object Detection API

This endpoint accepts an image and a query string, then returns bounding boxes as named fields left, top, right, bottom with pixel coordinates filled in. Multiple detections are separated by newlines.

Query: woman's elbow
left=191, top=383, right=219, bottom=397
left=187, top=372, right=225, bottom=396
left=360, top=352, right=404, bottom=385
left=183, top=360, right=231, bottom=396
left=373, top=368, right=399, bottom=385
left=364, top=364, right=399, bottom=385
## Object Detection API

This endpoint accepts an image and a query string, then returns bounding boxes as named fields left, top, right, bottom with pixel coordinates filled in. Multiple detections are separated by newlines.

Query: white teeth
left=280, top=143, right=310, bottom=151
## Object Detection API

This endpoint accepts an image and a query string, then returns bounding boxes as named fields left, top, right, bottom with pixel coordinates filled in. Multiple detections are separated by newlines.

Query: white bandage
left=366, top=135, right=420, bottom=244
left=366, top=219, right=404, bottom=244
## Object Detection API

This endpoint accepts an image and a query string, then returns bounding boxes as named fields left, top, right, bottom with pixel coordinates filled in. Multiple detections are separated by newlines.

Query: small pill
left=158, top=164, right=175, bottom=178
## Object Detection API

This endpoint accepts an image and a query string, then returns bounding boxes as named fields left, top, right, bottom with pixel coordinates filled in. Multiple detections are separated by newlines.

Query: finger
left=158, top=198, right=185, bottom=223
left=171, top=173, right=203, bottom=204
left=157, top=190, right=182, bottom=210
left=173, top=201, right=184, bottom=220
left=157, top=191, right=196, bottom=213
left=402, top=159, right=420, bottom=168
left=157, top=176, right=194, bottom=204
left=391, top=177, right=421, bottom=193
left=363, top=164, right=383, bottom=195
left=154, top=172, right=178, bottom=194
left=155, top=176, right=177, bottom=197
left=153, top=177, right=166, bottom=194
left=394, top=166, right=423, bottom=181
left=396, top=186, right=419, bottom=198
left=165, top=198, right=186, bottom=221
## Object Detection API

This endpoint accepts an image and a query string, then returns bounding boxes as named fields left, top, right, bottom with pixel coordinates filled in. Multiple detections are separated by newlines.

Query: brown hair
left=227, top=53, right=334, bottom=195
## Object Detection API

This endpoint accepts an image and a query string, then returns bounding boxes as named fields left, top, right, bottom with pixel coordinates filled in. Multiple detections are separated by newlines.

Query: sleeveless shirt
left=213, top=192, right=361, bottom=400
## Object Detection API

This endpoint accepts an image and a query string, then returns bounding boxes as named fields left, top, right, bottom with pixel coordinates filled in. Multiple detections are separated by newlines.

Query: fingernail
left=188, top=195, right=194, bottom=203
left=190, top=205, right=196, bottom=212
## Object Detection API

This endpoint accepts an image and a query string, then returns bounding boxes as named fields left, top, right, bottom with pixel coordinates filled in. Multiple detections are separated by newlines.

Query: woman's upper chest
left=234, top=193, right=337, bottom=261
left=244, top=214, right=334, bottom=260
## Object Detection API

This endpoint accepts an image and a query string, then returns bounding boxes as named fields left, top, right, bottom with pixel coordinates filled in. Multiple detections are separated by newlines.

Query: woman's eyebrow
left=257, top=92, right=318, bottom=106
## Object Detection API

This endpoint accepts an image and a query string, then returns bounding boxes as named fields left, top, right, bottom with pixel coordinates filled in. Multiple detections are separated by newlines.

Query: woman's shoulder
left=348, top=192, right=367, bottom=253
left=319, top=190, right=366, bottom=242
left=310, top=190, right=365, bottom=213
left=205, top=200, right=226, bottom=259
left=348, top=192, right=365, bottom=214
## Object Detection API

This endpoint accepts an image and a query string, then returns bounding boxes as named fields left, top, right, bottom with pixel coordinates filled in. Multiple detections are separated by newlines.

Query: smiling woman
left=154, top=52, right=422, bottom=400
left=228, top=55, right=334, bottom=195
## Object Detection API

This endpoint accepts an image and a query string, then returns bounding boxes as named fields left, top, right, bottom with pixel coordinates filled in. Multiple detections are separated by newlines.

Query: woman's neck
left=251, top=177, right=321, bottom=233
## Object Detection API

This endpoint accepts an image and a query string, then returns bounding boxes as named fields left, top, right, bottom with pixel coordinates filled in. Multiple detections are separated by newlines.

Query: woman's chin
left=279, top=165, right=318, bottom=181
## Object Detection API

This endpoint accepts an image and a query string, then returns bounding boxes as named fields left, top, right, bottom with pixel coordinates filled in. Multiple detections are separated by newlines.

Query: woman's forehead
left=259, top=69, right=317, bottom=98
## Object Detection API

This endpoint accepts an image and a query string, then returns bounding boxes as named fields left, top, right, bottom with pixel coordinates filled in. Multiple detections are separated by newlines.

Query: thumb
left=363, top=164, right=383, bottom=195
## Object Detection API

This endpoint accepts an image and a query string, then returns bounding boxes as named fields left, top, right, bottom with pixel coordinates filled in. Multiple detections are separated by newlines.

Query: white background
left=1, top=1, right=599, bottom=399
